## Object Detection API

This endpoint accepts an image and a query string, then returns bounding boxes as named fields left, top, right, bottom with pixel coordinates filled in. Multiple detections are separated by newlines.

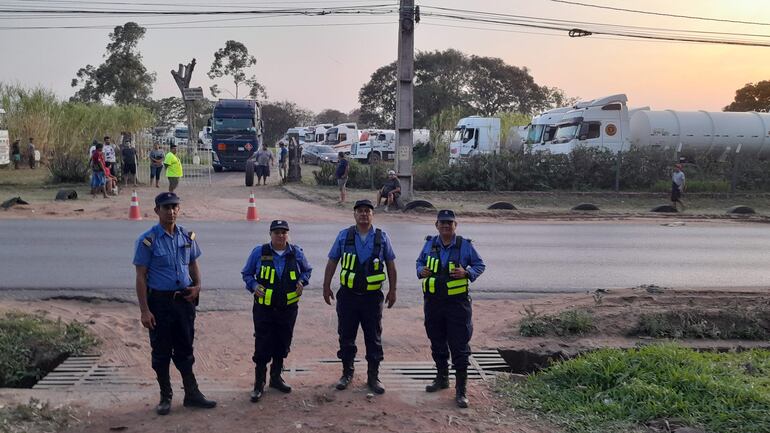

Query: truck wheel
left=245, top=162, right=255, bottom=186
left=369, top=152, right=381, bottom=163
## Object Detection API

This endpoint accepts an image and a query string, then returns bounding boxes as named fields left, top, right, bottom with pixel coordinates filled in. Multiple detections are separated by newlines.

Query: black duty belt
left=148, top=288, right=187, bottom=299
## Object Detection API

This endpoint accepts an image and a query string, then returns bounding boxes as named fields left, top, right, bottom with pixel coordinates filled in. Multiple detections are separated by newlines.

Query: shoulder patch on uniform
left=425, top=235, right=433, bottom=241
left=188, top=231, right=196, bottom=241
left=142, top=237, right=153, bottom=247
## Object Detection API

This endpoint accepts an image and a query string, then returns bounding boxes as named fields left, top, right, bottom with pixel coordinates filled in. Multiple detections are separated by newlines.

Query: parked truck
left=304, top=124, right=333, bottom=146
left=543, top=94, right=770, bottom=159
left=324, top=123, right=359, bottom=153
left=208, top=99, right=262, bottom=176
left=351, top=129, right=430, bottom=163
left=448, top=117, right=501, bottom=163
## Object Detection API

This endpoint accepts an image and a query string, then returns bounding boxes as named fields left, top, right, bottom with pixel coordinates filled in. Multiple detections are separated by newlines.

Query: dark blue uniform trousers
left=252, top=303, right=298, bottom=365
left=148, top=296, right=196, bottom=376
left=424, top=296, right=473, bottom=370
left=336, top=288, right=384, bottom=363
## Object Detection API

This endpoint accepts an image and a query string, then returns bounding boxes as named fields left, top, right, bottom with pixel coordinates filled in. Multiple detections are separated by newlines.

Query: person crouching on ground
left=376, top=170, right=401, bottom=211
left=241, top=220, right=312, bottom=402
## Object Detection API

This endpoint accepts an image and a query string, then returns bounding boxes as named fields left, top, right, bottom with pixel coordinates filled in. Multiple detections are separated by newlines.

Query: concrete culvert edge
left=571, top=203, right=600, bottom=211
left=487, top=201, right=517, bottom=210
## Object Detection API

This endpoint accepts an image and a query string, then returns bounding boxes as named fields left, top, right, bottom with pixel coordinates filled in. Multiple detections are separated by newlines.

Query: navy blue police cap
left=353, top=199, right=374, bottom=210
left=436, top=209, right=456, bottom=222
left=155, top=192, right=181, bottom=207
left=270, top=219, right=290, bottom=231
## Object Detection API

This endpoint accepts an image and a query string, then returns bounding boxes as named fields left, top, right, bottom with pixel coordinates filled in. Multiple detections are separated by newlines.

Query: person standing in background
left=27, top=137, right=35, bottom=169
left=149, top=143, right=165, bottom=188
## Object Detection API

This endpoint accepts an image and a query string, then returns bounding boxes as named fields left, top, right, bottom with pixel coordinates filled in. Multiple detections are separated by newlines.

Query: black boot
left=269, top=359, right=292, bottom=393
left=367, top=362, right=385, bottom=395
left=335, top=360, right=354, bottom=390
left=425, top=365, right=450, bottom=393
left=155, top=374, right=173, bottom=415
left=182, top=372, right=217, bottom=409
left=455, top=369, right=469, bottom=408
left=250, top=364, right=266, bottom=402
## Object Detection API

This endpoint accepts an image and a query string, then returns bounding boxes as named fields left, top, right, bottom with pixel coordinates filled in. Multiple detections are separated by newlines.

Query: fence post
left=614, top=150, right=621, bottom=192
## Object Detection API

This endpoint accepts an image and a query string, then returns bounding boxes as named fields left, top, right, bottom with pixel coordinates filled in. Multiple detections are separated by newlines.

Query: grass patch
left=520, top=307, right=595, bottom=337
left=0, top=311, right=98, bottom=388
left=632, top=310, right=769, bottom=340
left=0, top=167, right=49, bottom=187
left=0, top=398, right=77, bottom=433
left=499, top=344, right=770, bottom=433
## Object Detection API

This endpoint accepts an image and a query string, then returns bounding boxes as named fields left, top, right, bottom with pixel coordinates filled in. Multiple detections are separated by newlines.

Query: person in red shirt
left=90, top=143, right=109, bottom=198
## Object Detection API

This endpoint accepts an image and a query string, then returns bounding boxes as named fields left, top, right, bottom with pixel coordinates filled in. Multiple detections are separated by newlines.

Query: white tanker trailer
left=541, top=94, right=770, bottom=159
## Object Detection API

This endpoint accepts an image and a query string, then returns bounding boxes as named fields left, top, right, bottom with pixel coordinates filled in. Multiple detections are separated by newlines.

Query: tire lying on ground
left=55, top=189, right=78, bottom=201
left=727, top=205, right=755, bottom=215
left=403, top=200, right=435, bottom=212
left=488, top=201, right=516, bottom=210
left=650, top=204, right=678, bottom=213
left=571, top=203, right=599, bottom=211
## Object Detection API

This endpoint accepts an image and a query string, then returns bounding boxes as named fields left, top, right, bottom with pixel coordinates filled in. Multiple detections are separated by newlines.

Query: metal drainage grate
left=33, top=356, right=144, bottom=390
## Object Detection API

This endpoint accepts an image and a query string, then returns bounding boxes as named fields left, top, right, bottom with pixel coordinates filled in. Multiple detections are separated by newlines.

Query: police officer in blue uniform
left=322, top=199, right=397, bottom=394
left=133, top=192, right=216, bottom=415
left=241, top=220, right=312, bottom=403
left=416, top=209, right=485, bottom=408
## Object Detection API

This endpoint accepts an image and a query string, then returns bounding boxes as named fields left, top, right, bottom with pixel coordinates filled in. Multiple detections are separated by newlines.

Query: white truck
left=304, top=124, right=333, bottom=146
left=324, top=123, right=359, bottom=153
left=0, top=108, right=8, bottom=166
left=448, top=117, right=501, bottom=163
left=351, top=129, right=430, bottom=163
left=543, top=94, right=770, bottom=159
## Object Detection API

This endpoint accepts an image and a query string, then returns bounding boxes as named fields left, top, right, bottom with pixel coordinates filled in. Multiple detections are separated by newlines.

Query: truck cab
left=210, top=99, right=262, bottom=172
left=324, top=123, right=359, bottom=153
left=544, top=94, right=632, bottom=155
left=525, top=106, right=572, bottom=149
left=449, top=117, right=501, bottom=163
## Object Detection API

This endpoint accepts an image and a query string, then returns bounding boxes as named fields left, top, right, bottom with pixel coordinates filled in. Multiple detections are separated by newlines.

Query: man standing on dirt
left=121, top=141, right=137, bottom=187
left=336, top=152, right=349, bottom=204
left=278, top=142, right=288, bottom=182
left=416, top=209, right=485, bottom=408
left=27, top=137, right=35, bottom=169
left=241, top=220, right=312, bottom=403
left=164, top=144, right=183, bottom=193
left=103, top=136, right=117, bottom=175
left=322, top=199, right=397, bottom=395
left=149, top=142, right=165, bottom=188
left=671, top=163, right=686, bottom=212
left=11, top=139, right=20, bottom=169
left=254, top=144, right=274, bottom=186
left=133, top=192, right=216, bottom=415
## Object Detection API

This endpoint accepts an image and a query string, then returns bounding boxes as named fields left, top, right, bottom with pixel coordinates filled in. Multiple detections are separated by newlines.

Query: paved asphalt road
left=1, top=220, right=768, bottom=308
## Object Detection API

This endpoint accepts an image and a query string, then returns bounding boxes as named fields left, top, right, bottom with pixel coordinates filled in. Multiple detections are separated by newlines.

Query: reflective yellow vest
left=421, top=236, right=469, bottom=297
left=255, top=243, right=301, bottom=307
left=339, top=227, right=386, bottom=293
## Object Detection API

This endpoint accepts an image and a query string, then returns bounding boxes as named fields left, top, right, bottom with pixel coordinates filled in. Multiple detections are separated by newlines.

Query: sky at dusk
left=0, top=0, right=768, bottom=115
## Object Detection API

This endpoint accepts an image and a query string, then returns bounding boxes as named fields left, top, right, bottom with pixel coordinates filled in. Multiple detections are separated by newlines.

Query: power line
left=0, top=4, right=397, bottom=15
left=0, top=20, right=394, bottom=30
left=550, top=0, right=770, bottom=27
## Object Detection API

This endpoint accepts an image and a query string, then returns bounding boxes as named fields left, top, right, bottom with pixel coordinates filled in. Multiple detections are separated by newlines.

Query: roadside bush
left=499, top=344, right=770, bottom=433
left=313, top=159, right=392, bottom=189
left=633, top=310, right=769, bottom=340
left=519, top=308, right=595, bottom=337
left=48, top=154, right=89, bottom=183
left=0, top=311, right=98, bottom=388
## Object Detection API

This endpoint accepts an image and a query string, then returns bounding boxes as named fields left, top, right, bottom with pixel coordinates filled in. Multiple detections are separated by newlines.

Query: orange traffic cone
left=129, top=190, right=142, bottom=220
left=246, top=192, right=259, bottom=222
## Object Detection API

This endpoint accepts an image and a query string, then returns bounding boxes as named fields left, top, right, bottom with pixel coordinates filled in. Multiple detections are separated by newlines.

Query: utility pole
left=395, top=0, right=416, bottom=200
left=171, top=59, right=197, bottom=155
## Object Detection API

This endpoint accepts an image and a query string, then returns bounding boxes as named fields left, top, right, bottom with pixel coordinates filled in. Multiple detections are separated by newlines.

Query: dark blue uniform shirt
left=241, top=243, right=312, bottom=293
left=133, top=224, right=201, bottom=291
left=328, top=226, right=396, bottom=263
left=415, top=235, right=485, bottom=282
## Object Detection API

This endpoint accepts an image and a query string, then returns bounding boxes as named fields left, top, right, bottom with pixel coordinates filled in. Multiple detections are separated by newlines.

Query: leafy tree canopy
left=145, top=97, right=212, bottom=129
left=207, top=40, right=266, bottom=100
left=315, top=109, right=350, bottom=125
left=358, top=49, right=568, bottom=129
left=70, top=22, right=156, bottom=104
left=724, top=80, right=770, bottom=112
left=261, top=101, right=314, bottom=146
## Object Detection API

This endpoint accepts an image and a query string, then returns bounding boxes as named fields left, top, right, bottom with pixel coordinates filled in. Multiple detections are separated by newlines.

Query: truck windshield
left=305, top=132, right=317, bottom=142
left=326, top=131, right=339, bottom=144
left=213, top=118, right=254, bottom=132
left=553, top=124, right=579, bottom=144
left=526, top=125, right=544, bottom=144
left=174, top=128, right=189, bottom=139
left=452, top=127, right=475, bottom=142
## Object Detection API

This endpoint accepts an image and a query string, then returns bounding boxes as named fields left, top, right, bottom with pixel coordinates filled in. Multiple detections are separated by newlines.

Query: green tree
left=724, top=80, right=770, bottom=112
left=145, top=97, right=213, bottom=130
left=70, top=22, right=156, bottom=104
left=207, top=40, right=266, bottom=100
left=358, top=49, right=552, bottom=129
left=261, top=101, right=313, bottom=146
left=315, top=109, right=349, bottom=125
